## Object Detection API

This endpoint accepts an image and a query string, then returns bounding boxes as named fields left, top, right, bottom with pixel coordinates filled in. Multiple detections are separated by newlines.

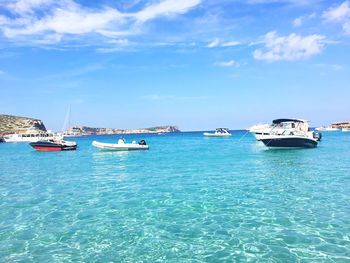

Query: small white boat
left=342, top=128, right=350, bottom=132
left=315, top=126, right=339, bottom=131
left=92, top=138, right=149, bottom=151
left=203, top=128, right=232, bottom=137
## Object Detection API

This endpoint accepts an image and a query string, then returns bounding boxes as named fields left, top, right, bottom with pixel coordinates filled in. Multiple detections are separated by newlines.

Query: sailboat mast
left=68, top=105, right=71, bottom=131
left=62, top=105, right=71, bottom=133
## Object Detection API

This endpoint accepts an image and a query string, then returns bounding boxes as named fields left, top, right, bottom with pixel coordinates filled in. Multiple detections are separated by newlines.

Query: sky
left=0, top=0, right=349, bottom=131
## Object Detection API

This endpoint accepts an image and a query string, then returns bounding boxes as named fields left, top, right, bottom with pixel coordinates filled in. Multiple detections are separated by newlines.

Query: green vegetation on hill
left=0, top=114, right=47, bottom=135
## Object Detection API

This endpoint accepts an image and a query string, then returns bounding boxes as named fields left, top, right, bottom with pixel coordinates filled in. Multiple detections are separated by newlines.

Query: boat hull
left=30, top=141, right=77, bottom=151
left=260, top=137, right=318, bottom=148
left=203, top=133, right=231, bottom=137
left=92, top=141, right=149, bottom=151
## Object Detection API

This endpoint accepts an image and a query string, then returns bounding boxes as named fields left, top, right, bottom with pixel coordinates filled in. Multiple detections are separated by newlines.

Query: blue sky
left=0, top=0, right=349, bottom=131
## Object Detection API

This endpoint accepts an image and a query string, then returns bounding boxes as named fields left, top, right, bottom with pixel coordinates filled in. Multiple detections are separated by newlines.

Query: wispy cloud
left=38, top=63, right=106, bottom=81
left=293, top=17, right=303, bottom=27
left=323, top=1, right=350, bottom=22
left=314, top=63, right=344, bottom=71
left=343, top=21, right=350, bottom=34
left=222, top=41, right=240, bottom=47
left=292, top=13, right=316, bottom=27
left=134, top=0, right=201, bottom=23
left=207, top=38, right=220, bottom=48
left=207, top=38, right=240, bottom=48
left=141, top=94, right=168, bottom=100
left=214, top=60, right=240, bottom=67
left=323, top=1, right=350, bottom=35
left=6, top=0, right=56, bottom=14
left=0, top=0, right=202, bottom=46
left=141, top=94, right=211, bottom=101
left=246, top=0, right=321, bottom=6
left=253, top=31, right=325, bottom=62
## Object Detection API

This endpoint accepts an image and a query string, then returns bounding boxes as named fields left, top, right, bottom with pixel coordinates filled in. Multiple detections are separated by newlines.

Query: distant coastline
left=0, top=114, right=180, bottom=135
left=68, top=125, right=180, bottom=135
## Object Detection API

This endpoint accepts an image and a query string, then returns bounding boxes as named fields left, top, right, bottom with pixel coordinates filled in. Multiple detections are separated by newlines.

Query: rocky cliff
left=0, top=114, right=47, bottom=135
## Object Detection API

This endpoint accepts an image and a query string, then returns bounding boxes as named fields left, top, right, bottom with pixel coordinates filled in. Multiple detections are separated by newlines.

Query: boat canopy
left=272, top=119, right=307, bottom=124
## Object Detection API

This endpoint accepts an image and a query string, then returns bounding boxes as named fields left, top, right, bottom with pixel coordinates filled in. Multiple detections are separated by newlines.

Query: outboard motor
left=313, top=131, right=322, bottom=141
left=138, top=140, right=147, bottom=145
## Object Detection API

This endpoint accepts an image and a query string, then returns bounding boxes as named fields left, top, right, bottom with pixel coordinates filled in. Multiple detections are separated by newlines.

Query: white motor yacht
left=3, top=127, right=60, bottom=143
left=250, top=119, right=321, bottom=148
left=203, top=128, right=232, bottom=137
left=248, top=123, right=271, bottom=140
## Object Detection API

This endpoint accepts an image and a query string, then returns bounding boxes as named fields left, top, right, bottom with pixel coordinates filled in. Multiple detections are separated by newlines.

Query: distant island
left=0, top=114, right=180, bottom=135
left=67, top=125, right=180, bottom=135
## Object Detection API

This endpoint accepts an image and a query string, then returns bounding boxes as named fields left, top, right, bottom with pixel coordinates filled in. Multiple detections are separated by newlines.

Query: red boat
left=29, top=139, right=77, bottom=151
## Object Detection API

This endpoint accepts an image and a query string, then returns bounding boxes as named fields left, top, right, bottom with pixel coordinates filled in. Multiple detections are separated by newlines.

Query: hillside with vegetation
left=0, top=114, right=47, bottom=135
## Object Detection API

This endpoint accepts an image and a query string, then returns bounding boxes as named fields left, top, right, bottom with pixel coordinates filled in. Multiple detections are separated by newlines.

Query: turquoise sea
left=0, top=131, right=349, bottom=262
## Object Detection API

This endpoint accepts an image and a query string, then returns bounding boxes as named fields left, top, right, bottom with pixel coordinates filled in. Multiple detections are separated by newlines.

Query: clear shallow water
left=0, top=131, right=349, bottom=262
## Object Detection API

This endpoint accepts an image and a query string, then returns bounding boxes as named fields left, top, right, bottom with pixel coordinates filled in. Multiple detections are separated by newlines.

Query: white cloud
left=343, top=21, right=350, bottom=34
left=3, top=6, right=124, bottom=38
left=0, top=0, right=202, bottom=45
left=108, top=39, right=129, bottom=46
left=293, top=17, right=303, bottom=27
left=214, top=60, right=240, bottom=67
left=292, top=13, right=316, bottom=27
left=31, top=34, right=63, bottom=44
left=0, top=15, right=10, bottom=26
left=134, top=0, right=201, bottom=22
left=323, top=1, right=350, bottom=22
left=207, top=38, right=220, bottom=48
left=246, top=0, right=320, bottom=5
left=222, top=41, right=240, bottom=47
left=7, top=0, right=56, bottom=14
left=323, top=1, right=350, bottom=35
left=207, top=39, right=240, bottom=48
left=253, top=31, right=325, bottom=62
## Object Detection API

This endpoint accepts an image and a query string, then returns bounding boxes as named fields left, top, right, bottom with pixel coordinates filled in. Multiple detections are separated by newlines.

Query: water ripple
left=0, top=132, right=349, bottom=261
